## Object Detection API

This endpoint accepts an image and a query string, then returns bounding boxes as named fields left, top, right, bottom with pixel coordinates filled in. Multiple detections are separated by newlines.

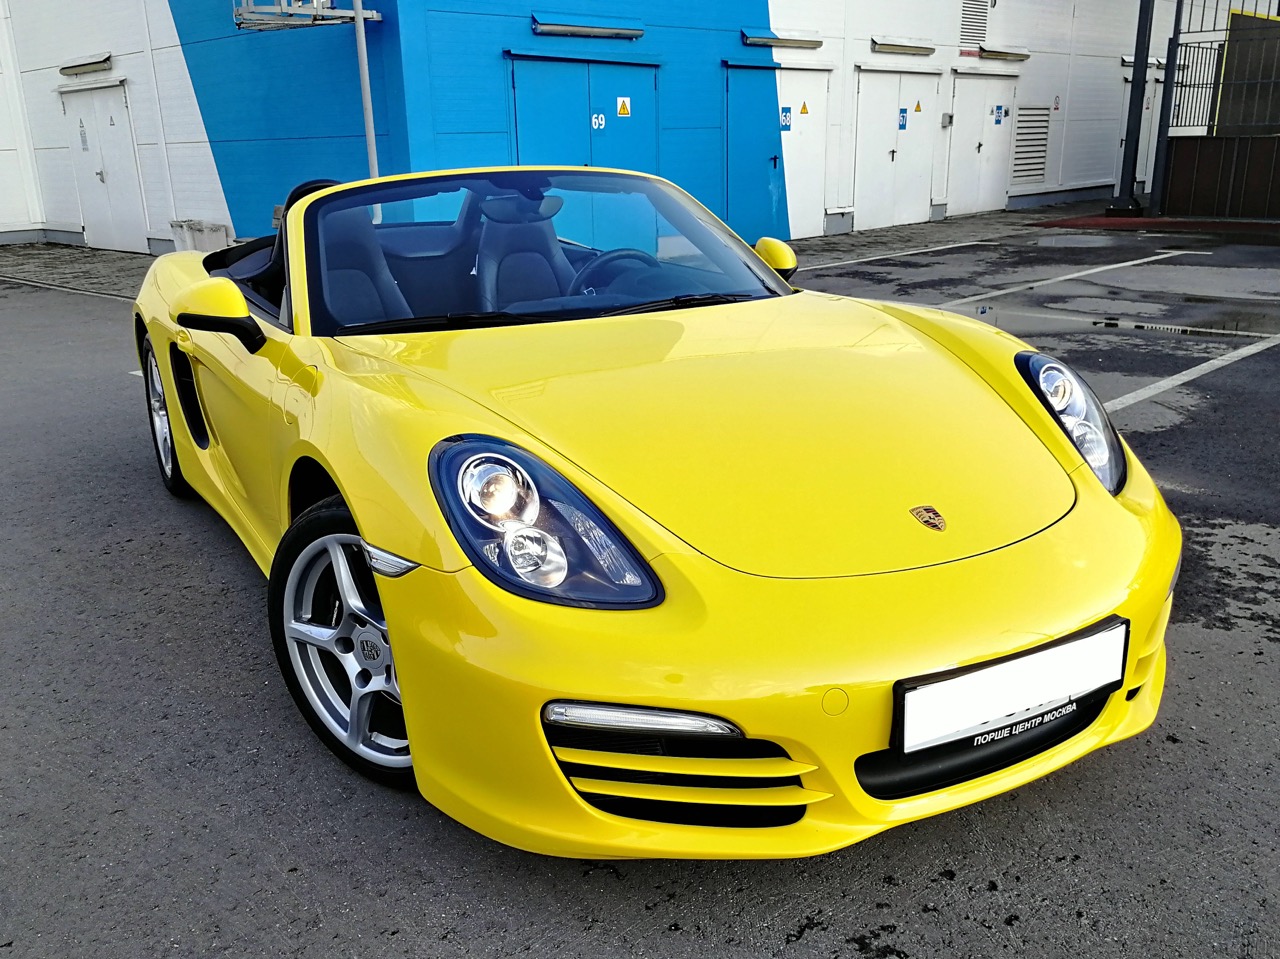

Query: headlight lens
left=430, top=436, right=662, bottom=608
left=1018, top=352, right=1127, bottom=494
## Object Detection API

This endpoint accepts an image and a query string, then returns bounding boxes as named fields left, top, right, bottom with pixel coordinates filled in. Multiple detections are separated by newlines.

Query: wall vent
left=960, top=0, right=989, bottom=49
left=1012, top=107, right=1051, bottom=183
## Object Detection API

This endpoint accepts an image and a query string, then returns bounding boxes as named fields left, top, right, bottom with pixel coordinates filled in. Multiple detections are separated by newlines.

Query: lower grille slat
left=543, top=714, right=823, bottom=828
left=552, top=746, right=816, bottom=779
left=570, top=777, right=831, bottom=807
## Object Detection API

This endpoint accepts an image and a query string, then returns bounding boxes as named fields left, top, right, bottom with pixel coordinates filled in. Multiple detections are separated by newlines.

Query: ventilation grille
left=543, top=723, right=828, bottom=828
left=960, top=0, right=989, bottom=48
left=1012, top=107, right=1051, bottom=183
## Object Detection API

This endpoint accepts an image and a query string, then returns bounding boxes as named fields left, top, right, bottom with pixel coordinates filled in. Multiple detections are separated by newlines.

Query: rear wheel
left=268, top=497, right=414, bottom=788
left=141, top=335, right=194, bottom=498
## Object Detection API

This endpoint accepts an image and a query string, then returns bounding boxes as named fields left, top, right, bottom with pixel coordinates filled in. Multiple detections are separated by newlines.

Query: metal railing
left=1169, top=0, right=1280, bottom=135
left=1151, top=0, right=1280, bottom=213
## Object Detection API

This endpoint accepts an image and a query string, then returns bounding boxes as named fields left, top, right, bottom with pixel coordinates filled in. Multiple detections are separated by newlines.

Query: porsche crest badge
left=910, top=505, right=946, bottom=531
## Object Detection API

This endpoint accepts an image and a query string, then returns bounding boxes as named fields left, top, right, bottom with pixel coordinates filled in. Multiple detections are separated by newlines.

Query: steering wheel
left=568, top=248, right=661, bottom=296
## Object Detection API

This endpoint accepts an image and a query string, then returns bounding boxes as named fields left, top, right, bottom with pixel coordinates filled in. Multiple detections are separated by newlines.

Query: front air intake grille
left=544, top=722, right=828, bottom=828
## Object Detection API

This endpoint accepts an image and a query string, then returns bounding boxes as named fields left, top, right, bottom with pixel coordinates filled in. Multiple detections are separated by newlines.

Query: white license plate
left=899, top=621, right=1128, bottom=754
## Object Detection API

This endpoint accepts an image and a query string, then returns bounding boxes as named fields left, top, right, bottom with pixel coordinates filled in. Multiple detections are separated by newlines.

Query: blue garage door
left=513, top=59, right=657, bottom=171
left=725, top=67, right=788, bottom=244
left=513, top=58, right=659, bottom=251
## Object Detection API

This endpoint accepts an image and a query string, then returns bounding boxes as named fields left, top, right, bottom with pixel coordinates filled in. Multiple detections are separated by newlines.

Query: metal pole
left=1149, top=0, right=1187, bottom=216
left=352, top=0, right=379, bottom=179
left=1109, top=0, right=1157, bottom=214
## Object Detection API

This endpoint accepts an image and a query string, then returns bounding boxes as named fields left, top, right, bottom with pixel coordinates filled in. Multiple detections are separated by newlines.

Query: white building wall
left=0, top=0, right=40, bottom=229
left=768, top=0, right=1189, bottom=235
left=1, top=0, right=229, bottom=248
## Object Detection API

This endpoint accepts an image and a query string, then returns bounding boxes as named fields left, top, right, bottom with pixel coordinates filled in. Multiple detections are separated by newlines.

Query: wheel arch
left=133, top=312, right=148, bottom=366
left=278, top=437, right=471, bottom=574
left=287, top=452, right=347, bottom=524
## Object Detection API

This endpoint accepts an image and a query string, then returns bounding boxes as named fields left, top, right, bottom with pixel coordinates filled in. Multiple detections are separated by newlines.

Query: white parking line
left=128, top=370, right=143, bottom=377
left=797, top=241, right=1000, bottom=273
left=1105, top=333, right=1280, bottom=413
left=935, top=251, right=1189, bottom=309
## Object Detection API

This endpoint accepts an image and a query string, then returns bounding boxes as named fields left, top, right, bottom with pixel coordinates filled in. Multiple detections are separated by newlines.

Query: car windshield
left=302, top=169, right=793, bottom=336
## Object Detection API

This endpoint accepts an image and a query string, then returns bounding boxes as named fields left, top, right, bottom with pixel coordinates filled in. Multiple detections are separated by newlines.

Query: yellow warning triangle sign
left=618, top=100, right=630, bottom=117
left=914, top=100, right=922, bottom=112
left=800, top=102, right=809, bottom=114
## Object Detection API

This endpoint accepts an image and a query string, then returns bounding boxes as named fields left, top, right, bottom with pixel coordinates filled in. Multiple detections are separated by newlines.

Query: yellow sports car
left=133, top=167, right=1180, bottom=859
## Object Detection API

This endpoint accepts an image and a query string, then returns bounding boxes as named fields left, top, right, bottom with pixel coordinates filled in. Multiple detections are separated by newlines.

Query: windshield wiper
left=600, top=292, right=772, bottom=317
left=335, top=309, right=585, bottom=336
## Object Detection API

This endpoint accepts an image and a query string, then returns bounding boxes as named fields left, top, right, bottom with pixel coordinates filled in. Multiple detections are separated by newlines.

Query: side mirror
left=171, top=277, right=266, bottom=353
left=754, top=237, right=798, bottom=282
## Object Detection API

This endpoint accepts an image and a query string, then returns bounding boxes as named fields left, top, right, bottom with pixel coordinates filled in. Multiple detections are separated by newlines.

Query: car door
left=181, top=313, right=291, bottom=551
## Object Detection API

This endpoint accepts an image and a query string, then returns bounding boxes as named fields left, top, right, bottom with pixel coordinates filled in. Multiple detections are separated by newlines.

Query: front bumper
left=378, top=458, right=1180, bottom=859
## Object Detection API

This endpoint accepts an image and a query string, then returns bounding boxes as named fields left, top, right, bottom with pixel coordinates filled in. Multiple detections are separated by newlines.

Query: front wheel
left=141, top=335, right=194, bottom=498
left=268, top=496, right=414, bottom=788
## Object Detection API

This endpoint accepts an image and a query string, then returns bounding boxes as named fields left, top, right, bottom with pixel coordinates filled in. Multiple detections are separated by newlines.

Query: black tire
left=268, top=496, right=415, bottom=789
left=141, top=335, right=195, bottom=498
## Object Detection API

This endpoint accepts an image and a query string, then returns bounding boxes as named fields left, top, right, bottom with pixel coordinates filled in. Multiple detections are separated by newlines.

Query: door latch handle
left=976, top=142, right=983, bottom=153
left=889, top=148, right=897, bottom=162
left=770, top=155, right=779, bottom=169
left=95, top=169, right=105, bottom=182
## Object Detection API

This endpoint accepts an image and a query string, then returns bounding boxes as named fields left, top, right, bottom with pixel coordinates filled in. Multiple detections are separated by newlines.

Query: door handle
left=95, top=169, right=105, bottom=182
left=976, top=142, right=983, bottom=153
left=889, top=148, right=897, bottom=162
left=770, top=155, right=779, bottom=169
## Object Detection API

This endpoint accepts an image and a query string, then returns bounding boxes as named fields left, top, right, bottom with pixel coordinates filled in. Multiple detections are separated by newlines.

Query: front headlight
left=1017, top=352, right=1127, bottom=494
left=429, top=436, right=663, bottom=608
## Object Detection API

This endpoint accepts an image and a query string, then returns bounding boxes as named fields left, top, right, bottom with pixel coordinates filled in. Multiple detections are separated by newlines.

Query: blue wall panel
left=167, top=1, right=394, bottom=236
left=402, top=0, right=786, bottom=236
left=168, top=0, right=792, bottom=240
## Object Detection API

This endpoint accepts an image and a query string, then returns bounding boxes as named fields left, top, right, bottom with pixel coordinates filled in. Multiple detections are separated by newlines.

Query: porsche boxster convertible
left=133, top=167, right=1180, bottom=859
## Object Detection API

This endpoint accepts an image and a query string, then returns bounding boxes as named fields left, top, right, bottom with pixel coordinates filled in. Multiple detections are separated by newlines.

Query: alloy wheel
left=145, top=350, right=173, bottom=478
left=280, top=533, right=411, bottom=769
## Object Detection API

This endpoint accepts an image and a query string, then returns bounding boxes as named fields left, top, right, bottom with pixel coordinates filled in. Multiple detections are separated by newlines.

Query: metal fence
left=1169, top=0, right=1280, bottom=135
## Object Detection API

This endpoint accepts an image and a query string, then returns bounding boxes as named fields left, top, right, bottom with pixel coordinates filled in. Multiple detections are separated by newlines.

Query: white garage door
left=854, top=71, right=939, bottom=231
left=777, top=69, right=830, bottom=239
left=947, top=75, right=1017, bottom=217
left=63, top=85, right=149, bottom=253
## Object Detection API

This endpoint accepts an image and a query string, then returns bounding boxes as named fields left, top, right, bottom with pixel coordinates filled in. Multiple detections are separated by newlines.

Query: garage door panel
left=854, top=71, right=900, bottom=231
left=513, top=59, right=590, bottom=166
left=778, top=69, right=830, bottom=239
left=895, top=73, right=938, bottom=226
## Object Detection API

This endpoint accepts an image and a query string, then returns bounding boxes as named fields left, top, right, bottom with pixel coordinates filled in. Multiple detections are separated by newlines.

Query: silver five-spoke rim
left=145, top=351, right=173, bottom=478
left=282, top=534, right=411, bottom=768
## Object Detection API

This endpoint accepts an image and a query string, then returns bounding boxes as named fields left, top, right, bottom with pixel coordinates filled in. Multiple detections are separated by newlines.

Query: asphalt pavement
left=1, top=222, right=1277, bottom=958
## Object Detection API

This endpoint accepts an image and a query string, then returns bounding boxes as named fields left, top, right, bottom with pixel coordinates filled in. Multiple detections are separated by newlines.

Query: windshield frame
left=300, top=168, right=794, bottom=337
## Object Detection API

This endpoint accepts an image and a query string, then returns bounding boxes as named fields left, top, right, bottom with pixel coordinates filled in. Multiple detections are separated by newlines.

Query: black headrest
left=283, top=178, right=341, bottom=215
left=479, top=194, right=564, bottom=224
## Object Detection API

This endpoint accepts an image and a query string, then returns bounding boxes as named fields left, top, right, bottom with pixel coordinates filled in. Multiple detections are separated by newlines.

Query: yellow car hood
left=342, top=292, right=1075, bottom=578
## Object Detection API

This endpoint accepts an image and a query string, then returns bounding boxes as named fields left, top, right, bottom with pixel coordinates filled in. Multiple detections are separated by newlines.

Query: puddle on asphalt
left=1171, top=517, right=1280, bottom=644
left=1027, top=234, right=1126, bottom=248
left=970, top=303, right=1280, bottom=338
left=1041, top=296, right=1167, bottom=318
